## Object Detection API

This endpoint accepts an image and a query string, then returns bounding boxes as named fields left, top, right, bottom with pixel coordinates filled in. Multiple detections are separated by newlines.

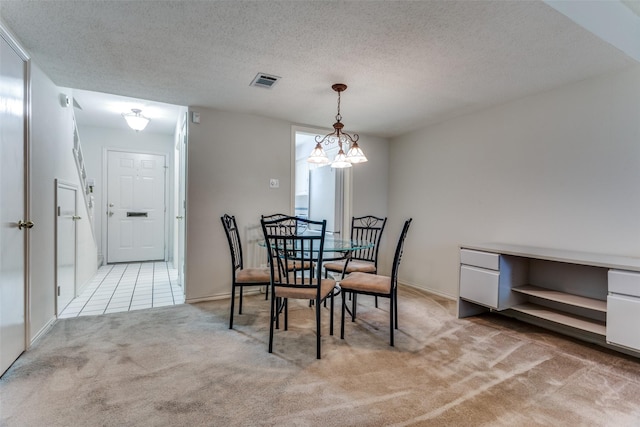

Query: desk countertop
left=461, top=242, right=640, bottom=272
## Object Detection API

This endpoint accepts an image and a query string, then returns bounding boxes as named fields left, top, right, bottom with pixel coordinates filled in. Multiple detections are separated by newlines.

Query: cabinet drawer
left=460, top=265, right=499, bottom=309
left=608, top=270, right=640, bottom=297
left=460, top=249, right=500, bottom=270
left=607, top=293, right=640, bottom=351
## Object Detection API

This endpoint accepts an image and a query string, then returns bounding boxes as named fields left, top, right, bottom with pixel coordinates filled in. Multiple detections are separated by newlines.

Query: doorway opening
left=293, top=128, right=351, bottom=236
left=65, top=90, right=188, bottom=315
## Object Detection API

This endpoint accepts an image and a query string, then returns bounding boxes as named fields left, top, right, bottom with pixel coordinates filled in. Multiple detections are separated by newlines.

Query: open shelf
left=512, top=285, right=607, bottom=312
left=459, top=244, right=640, bottom=356
left=510, top=302, right=606, bottom=336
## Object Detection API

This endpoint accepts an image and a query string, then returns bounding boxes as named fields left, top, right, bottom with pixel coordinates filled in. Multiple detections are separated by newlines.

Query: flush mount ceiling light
left=122, top=108, right=150, bottom=131
left=308, top=83, right=367, bottom=168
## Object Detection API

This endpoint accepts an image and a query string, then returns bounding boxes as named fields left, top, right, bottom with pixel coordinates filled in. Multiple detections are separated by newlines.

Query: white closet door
left=0, top=33, right=27, bottom=376
left=57, top=182, right=77, bottom=314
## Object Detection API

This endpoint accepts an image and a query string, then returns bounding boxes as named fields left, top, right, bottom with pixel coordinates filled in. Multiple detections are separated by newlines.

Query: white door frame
left=102, top=147, right=169, bottom=264
left=54, top=179, right=77, bottom=315
left=290, top=125, right=352, bottom=235
left=174, top=115, right=187, bottom=286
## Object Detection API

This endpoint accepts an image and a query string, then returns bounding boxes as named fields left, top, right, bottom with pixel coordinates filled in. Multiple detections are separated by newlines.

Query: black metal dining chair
left=221, top=214, right=271, bottom=329
left=261, top=214, right=313, bottom=272
left=339, top=218, right=412, bottom=346
left=324, top=215, right=387, bottom=279
left=324, top=215, right=387, bottom=311
left=261, top=216, right=336, bottom=359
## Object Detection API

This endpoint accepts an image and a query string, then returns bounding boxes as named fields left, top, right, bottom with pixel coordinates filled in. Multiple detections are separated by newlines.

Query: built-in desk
left=458, top=243, right=640, bottom=357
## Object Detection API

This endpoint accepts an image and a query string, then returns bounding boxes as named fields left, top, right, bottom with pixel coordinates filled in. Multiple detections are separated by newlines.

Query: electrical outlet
left=269, top=178, right=279, bottom=189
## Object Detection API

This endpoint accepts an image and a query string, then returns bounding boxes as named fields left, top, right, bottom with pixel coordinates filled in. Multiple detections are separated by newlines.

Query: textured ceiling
left=1, top=1, right=637, bottom=138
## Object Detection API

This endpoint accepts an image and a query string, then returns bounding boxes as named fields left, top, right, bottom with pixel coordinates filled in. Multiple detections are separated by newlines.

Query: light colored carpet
left=1, top=286, right=639, bottom=426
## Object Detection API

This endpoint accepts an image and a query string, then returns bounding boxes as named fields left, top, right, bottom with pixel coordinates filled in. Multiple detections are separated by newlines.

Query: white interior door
left=107, top=151, right=166, bottom=263
left=56, top=182, right=77, bottom=314
left=0, top=32, right=27, bottom=376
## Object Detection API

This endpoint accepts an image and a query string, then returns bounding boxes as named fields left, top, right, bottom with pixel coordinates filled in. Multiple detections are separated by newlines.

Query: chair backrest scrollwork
left=261, top=216, right=327, bottom=293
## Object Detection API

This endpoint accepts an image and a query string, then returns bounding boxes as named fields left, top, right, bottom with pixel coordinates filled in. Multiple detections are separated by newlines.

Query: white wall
left=78, top=126, right=175, bottom=265
left=351, top=135, right=389, bottom=219
left=185, top=108, right=389, bottom=301
left=29, top=64, right=97, bottom=341
left=349, top=134, right=393, bottom=272
left=389, top=66, right=640, bottom=298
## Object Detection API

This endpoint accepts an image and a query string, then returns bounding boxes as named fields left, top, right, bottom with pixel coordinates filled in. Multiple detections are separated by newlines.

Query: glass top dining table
left=257, top=234, right=373, bottom=260
left=315, top=237, right=373, bottom=260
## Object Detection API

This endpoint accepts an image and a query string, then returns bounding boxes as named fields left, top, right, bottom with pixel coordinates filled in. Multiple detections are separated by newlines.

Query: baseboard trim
left=399, top=280, right=456, bottom=301
left=184, top=283, right=452, bottom=304
left=185, top=287, right=264, bottom=304
left=29, top=316, right=56, bottom=349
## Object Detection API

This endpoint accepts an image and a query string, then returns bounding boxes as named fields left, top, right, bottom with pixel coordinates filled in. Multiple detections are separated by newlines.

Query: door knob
left=108, top=211, right=114, bottom=217
left=17, top=220, right=34, bottom=230
left=72, top=216, right=82, bottom=221
left=176, top=216, right=184, bottom=220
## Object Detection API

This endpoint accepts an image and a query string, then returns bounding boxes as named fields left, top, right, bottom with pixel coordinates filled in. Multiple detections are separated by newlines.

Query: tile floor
left=59, top=261, right=184, bottom=318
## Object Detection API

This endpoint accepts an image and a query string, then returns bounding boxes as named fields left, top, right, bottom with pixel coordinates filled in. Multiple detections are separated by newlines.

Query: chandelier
left=308, top=83, right=367, bottom=168
left=122, top=108, right=150, bottom=131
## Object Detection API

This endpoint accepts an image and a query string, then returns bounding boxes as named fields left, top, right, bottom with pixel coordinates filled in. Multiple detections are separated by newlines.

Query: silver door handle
left=72, top=216, right=81, bottom=221
left=176, top=216, right=184, bottom=220
left=108, top=211, right=114, bottom=217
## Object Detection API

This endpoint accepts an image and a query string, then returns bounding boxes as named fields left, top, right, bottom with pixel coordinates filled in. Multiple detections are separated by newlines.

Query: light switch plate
left=269, top=178, right=279, bottom=188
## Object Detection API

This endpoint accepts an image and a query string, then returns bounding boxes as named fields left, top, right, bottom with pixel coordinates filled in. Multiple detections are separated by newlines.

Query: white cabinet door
left=460, top=265, right=500, bottom=309
left=607, top=294, right=640, bottom=351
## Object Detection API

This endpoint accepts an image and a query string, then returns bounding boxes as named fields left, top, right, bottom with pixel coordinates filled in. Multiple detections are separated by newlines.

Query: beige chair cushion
left=286, top=260, right=314, bottom=271
left=235, top=267, right=270, bottom=283
left=275, top=278, right=336, bottom=300
left=340, top=272, right=391, bottom=295
left=324, top=260, right=376, bottom=274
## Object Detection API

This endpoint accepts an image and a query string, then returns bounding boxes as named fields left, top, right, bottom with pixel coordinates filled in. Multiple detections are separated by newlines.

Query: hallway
left=59, top=262, right=184, bottom=318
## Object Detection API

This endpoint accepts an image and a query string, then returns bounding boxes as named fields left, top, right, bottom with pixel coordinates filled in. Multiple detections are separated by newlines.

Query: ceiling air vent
left=250, top=73, right=280, bottom=89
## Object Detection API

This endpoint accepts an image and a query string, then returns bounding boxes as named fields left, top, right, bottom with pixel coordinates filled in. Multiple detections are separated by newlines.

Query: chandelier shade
left=345, top=141, right=367, bottom=163
left=330, top=148, right=352, bottom=168
left=309, top=83, right=367, bottom=168
left=307, top=142, right=330, bottom=164
left=122, top=108, right=150, bottom=131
